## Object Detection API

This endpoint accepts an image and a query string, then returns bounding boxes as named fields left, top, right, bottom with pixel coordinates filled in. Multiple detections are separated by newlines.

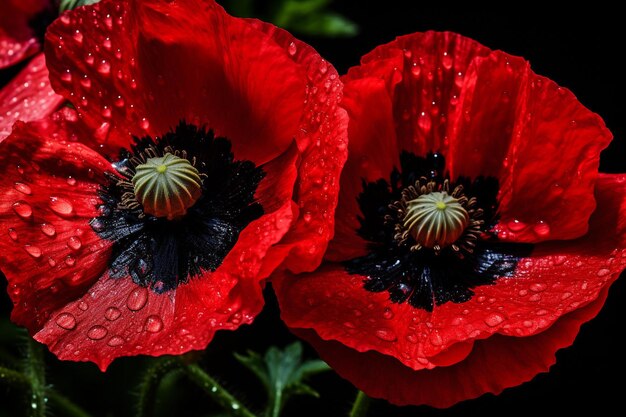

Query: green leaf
left=235, top=342, right=331, bottom=417
left=59, top=0, right=101, bottom=12
left=284, top=12, right=359, bottom=37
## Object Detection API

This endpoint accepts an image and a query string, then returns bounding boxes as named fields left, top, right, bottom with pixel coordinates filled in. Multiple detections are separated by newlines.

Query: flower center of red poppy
left=388, top=178, right=483, bottom=256
left=132, top=153, right=203, bottom=220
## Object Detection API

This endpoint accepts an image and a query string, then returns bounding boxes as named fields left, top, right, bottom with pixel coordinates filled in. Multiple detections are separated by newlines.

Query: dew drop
left=49, top=197, right=74, bottom=216
left=140, top=118, right=150, bottom=130
left=417, top=112, right=431, bottom=132
left=97, top=60, right=111, bottom=75
left=530, top=282, right=547, bottom=292
left=410, top=63, right=421, bottom=77
left=87, top=325, right=108, bottom=340
left=287, top=41, right=297, bottom=56
left=55, top=313, right=76, bottom=330
left=61, top=70, right=72, bottom=83
left=429, top=331, right=443, bottom=346
left=382, top=308, right=394, bottom=319
left=8, top=228, right=18, bottom=241
left=48, top=257, right=56, bottom=267
left=561, top=292, right=573, bottom=300
left=145, top=315, right=164, bottom=333
left=80, top=75, right=91, bottom=88
left=126, top=287, right=148, bottom=311
left=507, top=219, right=527, bottom=232
left=597, top=268, right=611, bottom=277
left=78, top=301, right=89, bottom=311
left=65, top=255, right=76, bottom=266
left=523, top=320, right=534, bottom=328
left=12, top=201, right=33, bottom=219
left=67, top=236, right=82, bottom=251
left=105, top=307, right=121, bottom=321
left=533, top=221, right=550, bottom=237
left=375, top=328, right=398, bottom=342
left=107, top=336, right=124, bottom=347
left=40, top=223, right=56, bottom=237
left=14, top=182, right=32, bottom=195
left=66, top=177, right=77, bottom=186
left=442, top=52, right=453, bottom=69
left=484, top=313, right=505, bottom=327
left=24, top=245, right=42, bottom=258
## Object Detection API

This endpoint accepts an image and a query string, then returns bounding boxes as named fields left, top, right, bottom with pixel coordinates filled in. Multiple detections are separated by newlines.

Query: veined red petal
left=0, top=53, right=64, bottom=140
left=0, top=115, right=113, bottom=332
left=296, top=283, right=610, bottom=407
left=276, top=174, right=626, bottom=378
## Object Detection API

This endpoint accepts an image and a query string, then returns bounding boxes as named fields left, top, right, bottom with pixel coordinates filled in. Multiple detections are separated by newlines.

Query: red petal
left=0, top=115, right=113, bottom=332
left=0, top=53, right=64, bottom=140
left=246, top=19, right=348, bottom=274
left=44, top=2, right=149, bottom=154
left=325, top=77, right=399, bottom=262
left=275, top=174, right=626, bottom=373
left=494, top=77, right=611, bottom=242
left=0, top=0, right=47, bottom=68
left=341, top=31, right=612, bottom=243
left=296, top=283, right=609, bottom=407
left=35, top=200, right=295, bottom=371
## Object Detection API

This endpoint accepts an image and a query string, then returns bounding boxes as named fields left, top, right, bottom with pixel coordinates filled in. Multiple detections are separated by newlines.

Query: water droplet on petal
left=97, top=60, right=111, bottom=75
left=107, top=336, right=124, bottom=347
left=49, top=197, right=74, bottom=217
left=417, top=112, right=431, bottom=132
left=140, top=118, right=150, bottom=130
left=484, top=313, right=505, bottom=327
left=429, top=331, right=443, bottom=346
left=597, top=268, right=611, bottom=277
left=13, top=201, right=33, bottom=219
left=87, top=325, right=108, bottom=340
left=24, top=245, right=42, bottom=258
left=533, top=221, right=550, bottom=237
left=67, top=177, right=77, bottom=186
left=375, top=328, right=398, bottom=342
left=382, top=308, right=394, bottom=319
left=8, top=228, right=18, bottom=241
left=507, top=219, right=527, bottom=232
left=55, top=313, right=76, bottom=330
left=48, top=257, right=56, bottom=267
left=65, top=255, right=76, bottom=266
left=41, top=223, right=56, bottom=237
left=14, top=182, right=32, bottom=195
left=126, top=287, right=148, bottom=311
left=145, top=315, right=164, bottom=333
left=530, top=282, right=547, bottom=292
left=78, top=301, right=89, bottom=311
left=287, top=41, right=297, bottom=56
left=67, top=236, right=82, bottom=251
left=105, top=307, right=121, bottom=321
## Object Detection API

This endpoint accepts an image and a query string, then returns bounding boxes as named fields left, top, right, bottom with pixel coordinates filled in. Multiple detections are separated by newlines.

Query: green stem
left=136, top=358, right=182, bottom=417
left=348, top=391, right=370, bottom=417
left=24, top=338, right=46, bottom=417
left=269, top=389, right=282, bottom=417
left=0, top=365, right=30, bottom=390
left=47, top=390, right=94, bottom=417
left=184, top=364, right=258, bottom=417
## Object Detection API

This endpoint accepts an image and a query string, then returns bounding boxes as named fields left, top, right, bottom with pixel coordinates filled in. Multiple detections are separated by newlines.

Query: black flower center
left=91, top=122, right=264, bottom=293
left=344, top=151, right=532, bottom=311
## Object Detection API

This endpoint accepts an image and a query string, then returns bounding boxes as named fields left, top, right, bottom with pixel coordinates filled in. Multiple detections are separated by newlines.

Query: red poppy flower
left=0, top=0, right=347, bottom=371
left=274, top=31, right=624, bottom=407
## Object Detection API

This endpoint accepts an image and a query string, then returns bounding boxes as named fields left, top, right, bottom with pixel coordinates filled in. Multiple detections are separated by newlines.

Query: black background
left=1, top=2, right=625, bottom=417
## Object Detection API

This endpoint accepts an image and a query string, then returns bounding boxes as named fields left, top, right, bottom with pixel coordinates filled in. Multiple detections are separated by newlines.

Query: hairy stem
left=184, top=364, right=258, bottom=417
left=23, top=338, right=46, bottom=417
